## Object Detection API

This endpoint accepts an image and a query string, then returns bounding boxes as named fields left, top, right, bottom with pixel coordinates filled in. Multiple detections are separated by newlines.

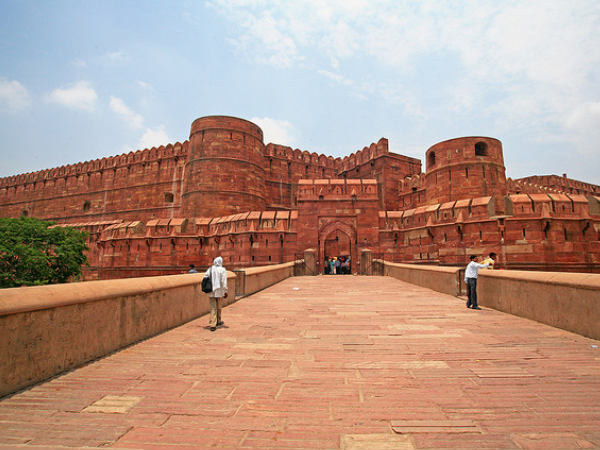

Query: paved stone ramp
left=1, top=276, right=599, bottom=449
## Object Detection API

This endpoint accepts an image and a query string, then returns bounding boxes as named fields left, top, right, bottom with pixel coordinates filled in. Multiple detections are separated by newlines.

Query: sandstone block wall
left=182, top=116, right=267, bottom=217
left=0, top=143, right=188, bottom=223
left=478, top=270, right=600, bottom=340
left=379, top=260, right=462, bottom=296
left=0, top=261, right=303, bottom=397
left=0, top=272, right=237, bottom=397
left=424, top=137, right=506, bottom=206
left=1, top=115, right=599, bottom=278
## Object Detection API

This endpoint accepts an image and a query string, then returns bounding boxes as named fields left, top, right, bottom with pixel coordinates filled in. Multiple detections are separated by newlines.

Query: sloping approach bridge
left=0, top=266, right=599, bottom=449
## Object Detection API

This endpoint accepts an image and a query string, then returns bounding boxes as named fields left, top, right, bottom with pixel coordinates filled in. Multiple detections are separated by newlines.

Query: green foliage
left=0, top=217, right=89, bottom=288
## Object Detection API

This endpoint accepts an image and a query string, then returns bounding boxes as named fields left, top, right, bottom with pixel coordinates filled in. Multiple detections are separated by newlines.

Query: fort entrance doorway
left=319, top=222, right=356, bottom=274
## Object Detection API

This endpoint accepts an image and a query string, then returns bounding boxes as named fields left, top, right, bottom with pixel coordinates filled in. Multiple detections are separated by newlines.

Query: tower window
left=83, top=201, right=91, bottom=212
left=475, top=142, right=488, bottom=156
left=164, top=192, right=174, bottom=203
left=428, top=151, right=436, bottom=168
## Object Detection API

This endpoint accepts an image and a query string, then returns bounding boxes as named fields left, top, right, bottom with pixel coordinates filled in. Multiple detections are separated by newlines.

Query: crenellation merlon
left=0, top=140, right=190, bottom=188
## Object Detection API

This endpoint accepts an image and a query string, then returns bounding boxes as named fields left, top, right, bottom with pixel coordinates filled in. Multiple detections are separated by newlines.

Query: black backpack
left=201, top=268, right=213, bottom=293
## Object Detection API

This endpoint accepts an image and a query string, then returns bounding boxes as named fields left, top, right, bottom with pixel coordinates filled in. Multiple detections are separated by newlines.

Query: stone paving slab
left=1, top=275, right=599, bottom=449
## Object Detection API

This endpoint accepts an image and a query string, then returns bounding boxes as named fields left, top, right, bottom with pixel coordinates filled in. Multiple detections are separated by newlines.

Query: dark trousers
left=466, top=277, right=478, bottom=307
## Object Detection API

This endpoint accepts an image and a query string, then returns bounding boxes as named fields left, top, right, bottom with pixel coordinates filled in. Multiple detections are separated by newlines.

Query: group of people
left=324, top=256, right=351, bottom=275
left=464, top=252, right=496, bottom=310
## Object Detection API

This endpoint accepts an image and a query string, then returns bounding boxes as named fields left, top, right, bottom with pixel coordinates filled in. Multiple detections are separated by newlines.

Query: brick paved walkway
left=1, top=276, right=599, bottom=449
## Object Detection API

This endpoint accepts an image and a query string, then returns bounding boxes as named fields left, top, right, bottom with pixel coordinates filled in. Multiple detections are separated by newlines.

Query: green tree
left=0, top=217, right=88, bottom=288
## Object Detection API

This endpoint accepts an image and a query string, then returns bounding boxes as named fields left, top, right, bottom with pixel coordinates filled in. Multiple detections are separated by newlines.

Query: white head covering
left=210, top=256, right=224, bottom=290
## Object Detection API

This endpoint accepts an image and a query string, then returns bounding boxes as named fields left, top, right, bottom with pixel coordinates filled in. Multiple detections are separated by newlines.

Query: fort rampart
left=1, top=115, right=599, bottom=277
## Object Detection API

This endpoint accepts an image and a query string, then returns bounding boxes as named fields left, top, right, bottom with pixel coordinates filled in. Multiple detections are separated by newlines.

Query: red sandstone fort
left=1, top=115, right=599, bottom=278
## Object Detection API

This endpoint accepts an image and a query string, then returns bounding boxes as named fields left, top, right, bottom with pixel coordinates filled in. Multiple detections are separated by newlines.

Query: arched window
left=164, top=192, right=174, bottom=203
left=83, top=200, right=91, bottom=212
left=475, top=142, right=488, bottom=156
left=428, top=151, right=436, bottom=168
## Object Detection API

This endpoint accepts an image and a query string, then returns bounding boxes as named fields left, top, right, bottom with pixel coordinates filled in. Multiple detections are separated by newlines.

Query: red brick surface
left=0, top=115, right=599, bottom=278
left=0, top=276, right=598, bottom=449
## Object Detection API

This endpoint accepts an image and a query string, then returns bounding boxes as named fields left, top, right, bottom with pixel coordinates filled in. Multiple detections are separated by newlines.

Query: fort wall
left=515, top=174, right=600, bottom=197
left=1, top=115, right=599, bottom=277
left=0, top=142, right=188, bottom=222
left=378, top=193, right=600, bottom=272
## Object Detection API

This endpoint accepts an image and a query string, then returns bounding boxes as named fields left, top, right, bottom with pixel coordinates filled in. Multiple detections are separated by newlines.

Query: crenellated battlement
left=514, top=174, right=600, bottom=197
left=381, top=192, right=599, bottom=233
left=339, top=138, right=389, bottom=173
left=297, top=178, right=378, bottom=200
left=265, top=143, right=341, bottom=170
left=0, top=141, right=189, bottom=188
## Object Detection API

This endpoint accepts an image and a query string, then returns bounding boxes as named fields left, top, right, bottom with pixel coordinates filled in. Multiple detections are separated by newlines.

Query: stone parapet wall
left=478, top=270, right=600, bottom=340
left=376, top=259, right=600, bottom=340
left=0, top=272, right=236, bottom=397
left=234, top=261, right=296, bottom=297
left=0, top=261, right=302, bottom=398
left=376, top=260, right=462, bottom=296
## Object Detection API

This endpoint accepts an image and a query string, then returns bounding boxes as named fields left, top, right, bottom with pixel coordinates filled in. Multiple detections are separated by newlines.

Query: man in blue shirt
left=464, top=255, right=490, bottom=309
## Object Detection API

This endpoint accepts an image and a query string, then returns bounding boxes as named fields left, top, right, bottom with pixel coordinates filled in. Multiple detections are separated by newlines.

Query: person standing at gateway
left=464, top=255, right=489, bottom=310
left=204, top=256, right=228, bottom=331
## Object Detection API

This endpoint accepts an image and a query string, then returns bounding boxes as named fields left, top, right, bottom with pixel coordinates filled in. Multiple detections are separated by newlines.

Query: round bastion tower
left=424, top=137, right=507, bottom=205
left=181, top=116, right=267, bottom=217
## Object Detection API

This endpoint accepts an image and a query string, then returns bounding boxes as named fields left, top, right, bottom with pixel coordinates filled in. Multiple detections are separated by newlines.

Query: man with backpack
left=203, top=256, right=228, bottom=331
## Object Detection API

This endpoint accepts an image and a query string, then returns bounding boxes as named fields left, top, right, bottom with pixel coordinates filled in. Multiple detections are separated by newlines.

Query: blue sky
left=1, top=0, right=599, bottom=184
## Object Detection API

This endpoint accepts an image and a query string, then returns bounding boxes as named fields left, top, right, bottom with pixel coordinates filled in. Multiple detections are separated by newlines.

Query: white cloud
left=211, top=0, right=600, bottom=156
left=250, top=116, right=296, bottom=146
left=0, top=78, right=31, bottom=112
left=227, top=11, right=299, bottom=68
left=105, top=50, right=127, bottom=62
left=137, top=81, right=154, bottom=91
left=45, top=81, right=97, bottom=112
left=564, top=101, right=600, bottom=156
left=137, top=125, right=170, bottom=150
left=109, top=96, right=143, bottom=129
left=318, top=70, right=352, bottom=86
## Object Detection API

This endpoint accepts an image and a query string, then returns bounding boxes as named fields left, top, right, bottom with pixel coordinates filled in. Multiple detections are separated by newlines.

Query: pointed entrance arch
left=319, top=221, right=357, bottom=274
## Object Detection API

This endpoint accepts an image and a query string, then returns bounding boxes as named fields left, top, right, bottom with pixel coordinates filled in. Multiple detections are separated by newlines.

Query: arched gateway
left=296, top=178, right=381, bottom=275
left=319, top=221, right=356, bottom=274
